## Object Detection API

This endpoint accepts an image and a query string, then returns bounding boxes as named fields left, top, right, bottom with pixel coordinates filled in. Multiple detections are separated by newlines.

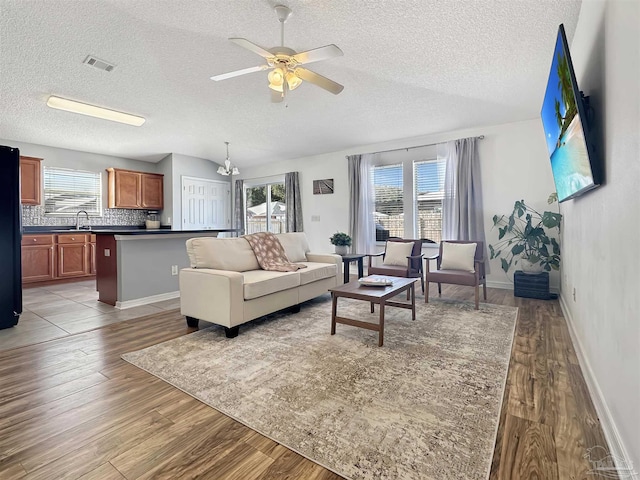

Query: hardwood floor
left=0, top=284, right=615, bottom=479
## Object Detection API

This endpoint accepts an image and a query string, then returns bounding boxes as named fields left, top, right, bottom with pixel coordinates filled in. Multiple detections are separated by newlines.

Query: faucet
left=75, top=210, right=89, bottom=230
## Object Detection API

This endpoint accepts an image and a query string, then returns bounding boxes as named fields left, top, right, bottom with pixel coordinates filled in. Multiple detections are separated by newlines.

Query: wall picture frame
left=313, top=178, right=334, bottom=195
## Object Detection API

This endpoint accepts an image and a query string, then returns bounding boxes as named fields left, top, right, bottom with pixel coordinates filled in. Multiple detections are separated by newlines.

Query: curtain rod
left=348, top=135, right=484, bottom=157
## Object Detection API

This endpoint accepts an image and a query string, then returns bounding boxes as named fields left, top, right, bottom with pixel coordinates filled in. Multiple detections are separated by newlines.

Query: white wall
left=559, top=0, right=639, bottom=469
left=169, top=153, right=230, bottom=230
left=238, top=118, right=558, bottom=289
left=155, top=154, right=173, bottom=226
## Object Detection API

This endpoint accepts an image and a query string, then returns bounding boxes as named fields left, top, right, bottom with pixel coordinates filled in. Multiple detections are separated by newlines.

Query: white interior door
left=182, top=176, right=229, bottom=230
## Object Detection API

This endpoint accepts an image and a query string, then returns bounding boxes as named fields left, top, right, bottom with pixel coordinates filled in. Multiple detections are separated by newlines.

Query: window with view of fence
left=371, top=156, right=445, bottom=242
left=373, top=164, right=403, bottom=239
left=414, top=159, right=445, bottom=242
left=244, top=182, right=286, bottom=234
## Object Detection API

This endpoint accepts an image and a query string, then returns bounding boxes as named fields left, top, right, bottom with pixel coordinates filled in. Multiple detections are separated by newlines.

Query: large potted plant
left=329, top=232, right=351, bottom=255
left=489, top=194, right=562, bottom=274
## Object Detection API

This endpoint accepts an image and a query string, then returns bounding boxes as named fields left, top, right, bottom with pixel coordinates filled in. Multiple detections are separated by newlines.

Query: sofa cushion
left=276, top=232, right=310, bottom=262
left=298, top=262, right=337, bottom=285
left=186, top=237, right=260, bottom=272
left=242, top=270, right=300, bottom=300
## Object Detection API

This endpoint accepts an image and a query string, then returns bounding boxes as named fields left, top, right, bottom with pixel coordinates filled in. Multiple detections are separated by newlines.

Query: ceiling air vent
left=83, top=55, right=115, bottom=72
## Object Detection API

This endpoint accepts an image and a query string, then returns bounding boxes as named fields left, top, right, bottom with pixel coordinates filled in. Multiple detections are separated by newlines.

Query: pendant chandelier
left=217, top=141, right=239, bottom=176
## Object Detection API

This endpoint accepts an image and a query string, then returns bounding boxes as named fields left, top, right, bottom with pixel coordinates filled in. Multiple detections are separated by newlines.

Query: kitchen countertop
left=23, top=226, right=239, bottom=235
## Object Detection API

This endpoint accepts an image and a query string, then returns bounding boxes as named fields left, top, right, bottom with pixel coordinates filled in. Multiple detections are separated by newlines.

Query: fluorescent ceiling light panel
left=46, top=96, right=145, bottom=126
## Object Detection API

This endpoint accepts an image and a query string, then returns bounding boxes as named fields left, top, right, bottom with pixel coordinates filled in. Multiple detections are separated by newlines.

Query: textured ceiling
left=0, top=0, right=582, bottom=167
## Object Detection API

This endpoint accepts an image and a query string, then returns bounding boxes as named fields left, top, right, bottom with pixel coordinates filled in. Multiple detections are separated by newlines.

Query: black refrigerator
left=0, top=145, right=22, bottom=329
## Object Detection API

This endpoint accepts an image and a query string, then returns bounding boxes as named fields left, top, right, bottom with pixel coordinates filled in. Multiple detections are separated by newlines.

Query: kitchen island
left=95, top=229, right=237, bottom=308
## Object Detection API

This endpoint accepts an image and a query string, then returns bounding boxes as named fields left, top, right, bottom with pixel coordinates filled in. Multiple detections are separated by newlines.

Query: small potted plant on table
left=329, top=232, right=351, bottom=255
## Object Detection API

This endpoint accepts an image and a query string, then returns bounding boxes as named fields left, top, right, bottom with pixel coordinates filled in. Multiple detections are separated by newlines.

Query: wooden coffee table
left=329, top=276, right=417, bottom=347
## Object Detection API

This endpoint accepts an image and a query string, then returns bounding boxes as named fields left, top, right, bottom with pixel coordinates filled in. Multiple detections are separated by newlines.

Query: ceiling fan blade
left=210, top=64, right=270, bottom=81
left=271, top=89, right=284, bottom=103
left=230, top=38, right=274, bottom=59
left=295, top=68, right=344, bottom=95
left=292, top=44, right=343, bottom=65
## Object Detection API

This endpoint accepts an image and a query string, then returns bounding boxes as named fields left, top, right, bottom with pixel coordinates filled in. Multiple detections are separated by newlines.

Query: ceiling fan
left=211, top=5, right=344, bottom=102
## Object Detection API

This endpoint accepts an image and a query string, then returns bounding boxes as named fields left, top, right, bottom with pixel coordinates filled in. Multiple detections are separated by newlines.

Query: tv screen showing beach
left=541, top=25, right=596, bottom=202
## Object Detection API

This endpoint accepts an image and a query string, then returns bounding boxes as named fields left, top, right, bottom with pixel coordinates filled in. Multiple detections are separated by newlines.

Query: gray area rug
left=122, top=295, right=517, bottom=480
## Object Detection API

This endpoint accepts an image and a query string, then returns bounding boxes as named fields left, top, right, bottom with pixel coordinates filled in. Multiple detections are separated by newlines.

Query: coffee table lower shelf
left=329, top=277, right=417, bottom=347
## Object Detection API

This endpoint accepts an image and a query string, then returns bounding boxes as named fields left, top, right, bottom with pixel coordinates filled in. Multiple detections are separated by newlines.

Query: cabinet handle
left=33, top=238, right=37, bottom=242
left=71, top=237, right=75, bottom=241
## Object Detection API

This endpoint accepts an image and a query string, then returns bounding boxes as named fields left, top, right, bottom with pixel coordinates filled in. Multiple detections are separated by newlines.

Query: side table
left=340, top=254, right=366, bottom=284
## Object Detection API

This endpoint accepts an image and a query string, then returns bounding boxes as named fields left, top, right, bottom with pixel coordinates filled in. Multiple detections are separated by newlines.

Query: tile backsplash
left=22, top=205, right=148, bottom=227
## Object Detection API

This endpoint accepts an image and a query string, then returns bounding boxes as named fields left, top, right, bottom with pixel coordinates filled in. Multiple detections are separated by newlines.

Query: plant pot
left=520, top=258, right=544, bottom=275
left=334, top=245, right=348, bottom=255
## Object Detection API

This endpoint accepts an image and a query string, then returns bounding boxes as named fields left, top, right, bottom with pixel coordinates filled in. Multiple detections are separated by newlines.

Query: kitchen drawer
left=22, top=234, right=54, bottom=246
left=57, top=233, right=88, bottom=244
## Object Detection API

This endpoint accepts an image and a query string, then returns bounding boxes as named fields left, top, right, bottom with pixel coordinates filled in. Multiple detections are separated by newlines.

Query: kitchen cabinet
left=57, top=234, right=88, bottom=277
left=21, top=235, right=55, bottom=283
left=21, top=233, right=97, bottom=284
left=107, top=168, right=163, bottom=209
left=20, top=156, right=43, bottom=205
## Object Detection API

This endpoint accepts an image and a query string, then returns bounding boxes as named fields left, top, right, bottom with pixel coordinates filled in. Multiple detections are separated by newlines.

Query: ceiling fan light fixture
left=286, top=70, right=302, bottom=90
left=217, top=142, right=240, bottom=176
left=268, top=67, right=285, bottom=91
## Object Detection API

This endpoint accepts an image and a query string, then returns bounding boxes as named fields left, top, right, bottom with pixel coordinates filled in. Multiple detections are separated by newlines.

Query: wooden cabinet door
left=21, top=235, right=55, bottom=283
left=112, top=170, right=140, bottom=208
left=20, top=156, right=42, bottom=205
left=22, top=245, right=55, bottom=283
left=141, top=174, right=163, bottom=209
left=57, top=244, right=88, bottom=277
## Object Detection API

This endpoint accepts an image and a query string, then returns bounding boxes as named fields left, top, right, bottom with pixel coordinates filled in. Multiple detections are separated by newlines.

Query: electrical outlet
left=171, top=265, right=178, bottom=275
left=311, top=215, right=320, bottom=222
left=167, top=217, right=171, bottom=224
left=104, top=249, right=110, bottom=257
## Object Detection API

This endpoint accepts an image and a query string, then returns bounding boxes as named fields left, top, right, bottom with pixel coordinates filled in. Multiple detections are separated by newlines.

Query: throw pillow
left=276, top=232, right=310, bottom=263
left=382, top=241, right=415, bottom=267
left=440, top=242, right=477, bottom=272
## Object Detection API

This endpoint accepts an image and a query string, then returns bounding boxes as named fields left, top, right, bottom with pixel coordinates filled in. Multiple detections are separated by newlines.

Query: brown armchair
left=425, top=240, right=486, bottom=309
left=367, top=238, right=424, bottom=293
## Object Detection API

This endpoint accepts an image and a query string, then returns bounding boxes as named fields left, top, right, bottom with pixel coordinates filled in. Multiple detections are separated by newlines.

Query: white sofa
left=179, top=232, right=342, bottom=337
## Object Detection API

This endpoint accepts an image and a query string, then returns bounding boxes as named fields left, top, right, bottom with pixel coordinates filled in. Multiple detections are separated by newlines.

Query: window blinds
left=43, top=166, right=102, bottom=215
left=373, top=164, right=404, bottom=238
left=414, top=159, right=445, bottom=242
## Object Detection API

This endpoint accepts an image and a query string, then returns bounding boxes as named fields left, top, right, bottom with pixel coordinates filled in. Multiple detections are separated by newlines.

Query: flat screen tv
left=541, top=24, right=599, bottom=202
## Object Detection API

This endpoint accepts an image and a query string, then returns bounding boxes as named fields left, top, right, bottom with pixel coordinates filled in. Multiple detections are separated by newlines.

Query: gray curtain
left=285, top=172, right=303, bottom=232
left=441, top=137, right=488, bottom=269
left=348, top=153, right=375, bottom=254
left=233, top=179, right=244, bottom=236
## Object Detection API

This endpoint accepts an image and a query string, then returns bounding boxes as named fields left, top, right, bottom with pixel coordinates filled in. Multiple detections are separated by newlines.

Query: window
left=373, top=164, right=404, bottom=240
left=371, top=149, right=444, bottom=242
left=43, top=166, right=102, bottom=216
left=414, top=159, right=445, bottom=242
left=245, top=181, right=286, bottom=233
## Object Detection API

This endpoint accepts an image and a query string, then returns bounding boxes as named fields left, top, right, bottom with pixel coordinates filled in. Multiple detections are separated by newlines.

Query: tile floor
left=0, top=280, right=181, bottom=352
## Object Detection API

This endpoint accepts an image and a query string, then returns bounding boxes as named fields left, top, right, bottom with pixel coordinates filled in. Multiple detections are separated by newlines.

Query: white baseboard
left=486, top=280, right=513, bottom=290
left=559, top=293, right=638, bottom=479
left=116, top=291, right=180, bottom=310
